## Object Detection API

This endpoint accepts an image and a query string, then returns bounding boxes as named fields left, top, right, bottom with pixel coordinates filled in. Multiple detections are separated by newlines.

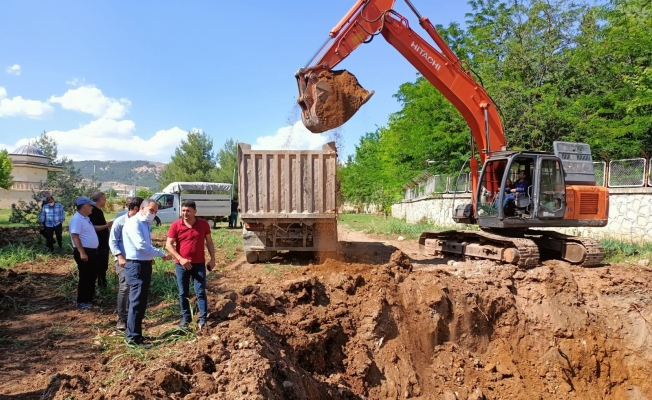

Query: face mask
left=145, top=212, right=156, bottom=224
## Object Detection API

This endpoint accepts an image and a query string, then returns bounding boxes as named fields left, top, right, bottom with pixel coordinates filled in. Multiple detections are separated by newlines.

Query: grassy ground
left=0, top=209, right=28, bottom=227
left=338, top=213, right=475, bottom=240
left=1, top=220, right=243, bottom=368
left=338, top=213, right=652, bottom=264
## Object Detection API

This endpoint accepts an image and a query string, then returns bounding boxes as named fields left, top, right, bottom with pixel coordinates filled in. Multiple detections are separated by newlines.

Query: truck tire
left=154, top=216, right=161, bottom=226
left=245, top=251, right=259, bottom=263
left=206, top=219, right=216, bottom=229
left=257, top=251, right=276, bottom=263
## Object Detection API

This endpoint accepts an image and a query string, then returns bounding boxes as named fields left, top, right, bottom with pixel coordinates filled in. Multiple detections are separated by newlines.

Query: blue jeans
left=503, top=193, right=516, bottom=208
left=175, top=263, right=208, bottom=324
left=125, top=260, right=152, bottom=342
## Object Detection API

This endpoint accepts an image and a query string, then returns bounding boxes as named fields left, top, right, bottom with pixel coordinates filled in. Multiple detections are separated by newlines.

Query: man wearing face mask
left=39, top=195, right=66, bottom=252
left=108, top=196, right=143, bottom=331
left=122, top=198, right=171, bottom=348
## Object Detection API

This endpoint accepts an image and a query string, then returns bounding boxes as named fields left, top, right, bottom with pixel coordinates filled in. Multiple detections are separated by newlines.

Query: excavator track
left=419, top=229, right=605, bottom=268
left=419, top=230, right=540, bottom=268
left=526, top=230, right=605, bottom=267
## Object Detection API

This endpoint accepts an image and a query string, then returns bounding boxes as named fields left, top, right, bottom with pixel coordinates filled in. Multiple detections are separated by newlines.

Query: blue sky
left=0, top=0, right=472, bottom=162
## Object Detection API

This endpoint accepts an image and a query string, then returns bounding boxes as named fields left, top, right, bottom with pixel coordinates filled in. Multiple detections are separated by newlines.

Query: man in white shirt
left=108, top=197, right=142, bottom=331
left=69, top=196, right=100, bottom=309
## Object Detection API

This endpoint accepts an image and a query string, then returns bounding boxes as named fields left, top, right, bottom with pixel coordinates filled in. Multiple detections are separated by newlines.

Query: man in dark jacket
left=503, top=171, right=530, bottom=209
left=89, top=192, right=113, bottom=288
left=229, top=199, right=239, bottom=229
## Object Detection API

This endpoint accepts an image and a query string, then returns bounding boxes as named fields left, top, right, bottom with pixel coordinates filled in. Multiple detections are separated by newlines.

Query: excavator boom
left=295, top=0, right=506, bottom=160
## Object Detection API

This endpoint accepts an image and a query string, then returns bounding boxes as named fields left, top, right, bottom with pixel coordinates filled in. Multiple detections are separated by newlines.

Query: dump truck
left=151, top=181, right=232, bottom=228
left=238, top=142, right=339, bottom=263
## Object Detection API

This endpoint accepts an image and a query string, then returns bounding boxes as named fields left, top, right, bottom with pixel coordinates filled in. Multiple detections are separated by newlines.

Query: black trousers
left=96, top=247, right=110, bottom=287
left=44, top=224, right=63, bottom=250
left=73, top=247, right=98, bottom=304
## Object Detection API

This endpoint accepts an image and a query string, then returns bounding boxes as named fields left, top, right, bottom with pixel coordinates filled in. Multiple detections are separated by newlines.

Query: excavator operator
left=503, top=171, right=530, bottom=209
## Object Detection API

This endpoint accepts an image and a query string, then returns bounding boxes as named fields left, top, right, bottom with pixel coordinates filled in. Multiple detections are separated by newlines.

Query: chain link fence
left=403, top=157, right=652, bottom=199
left=449, top=173, right=469, bottom=193
left=608, top=158, right=647, bottom=187
left=593, top=161, right=606, bottom=186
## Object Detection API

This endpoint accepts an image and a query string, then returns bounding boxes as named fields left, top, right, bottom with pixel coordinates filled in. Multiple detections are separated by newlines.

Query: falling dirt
left=311, top=70, right=372, bottom=132
left=3, top=227, right=652, bottom=399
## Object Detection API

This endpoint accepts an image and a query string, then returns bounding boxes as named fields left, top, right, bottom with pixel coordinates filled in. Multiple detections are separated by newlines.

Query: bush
left=9, top=199, right=41, bottom=229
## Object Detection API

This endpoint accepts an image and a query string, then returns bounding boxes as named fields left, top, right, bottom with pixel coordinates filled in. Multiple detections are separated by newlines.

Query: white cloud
left=0, top=143, right=11, bottom=152
left=252, top=121, right=327, bottom=150
left=13, top=122, right=186, bottom=161
left=5, top=64, right=21, bottom=75
left=0, top=87, right=54, bottom=119
left=65, top=77, right=86, bottom=86
left=49, top=85, right=131, bottom=119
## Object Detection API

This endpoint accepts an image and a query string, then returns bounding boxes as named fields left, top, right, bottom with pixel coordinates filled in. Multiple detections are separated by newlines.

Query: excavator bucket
left=297, top=70, right=374, bottom=133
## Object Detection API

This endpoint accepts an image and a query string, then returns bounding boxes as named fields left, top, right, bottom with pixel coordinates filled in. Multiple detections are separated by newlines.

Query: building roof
left=9, top=145, right=48, bottom=158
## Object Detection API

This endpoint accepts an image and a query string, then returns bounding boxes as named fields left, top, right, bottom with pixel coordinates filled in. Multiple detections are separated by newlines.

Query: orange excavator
left=295, top=0, right=609, bottom=267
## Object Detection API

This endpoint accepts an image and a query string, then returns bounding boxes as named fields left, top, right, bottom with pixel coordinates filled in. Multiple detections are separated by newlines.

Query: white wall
left=391, top=188, right=652, bottom=242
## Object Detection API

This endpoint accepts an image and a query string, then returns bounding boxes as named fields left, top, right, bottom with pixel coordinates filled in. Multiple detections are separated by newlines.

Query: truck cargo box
left=238, top=142, right=338, bottom=262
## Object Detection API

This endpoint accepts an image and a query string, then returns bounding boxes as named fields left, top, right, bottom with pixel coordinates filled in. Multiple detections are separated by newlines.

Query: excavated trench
left=50, top=251, right=652, bottom=399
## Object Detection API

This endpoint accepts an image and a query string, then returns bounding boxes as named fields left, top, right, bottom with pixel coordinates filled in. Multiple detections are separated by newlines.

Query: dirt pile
left=47, top=249, right=652, bottom=399
left=307, top=70, right=372, bottom=133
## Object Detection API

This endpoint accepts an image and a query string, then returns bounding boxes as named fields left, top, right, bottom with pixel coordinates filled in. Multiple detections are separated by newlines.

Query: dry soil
left=1, top=226, right=651, bottom=400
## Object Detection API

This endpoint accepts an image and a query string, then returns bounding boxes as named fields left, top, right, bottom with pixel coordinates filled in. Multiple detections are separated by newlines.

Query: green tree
left=29, top=131, right=62, bottom=180
left=105, top=188, right=119, bottom=199
left=159, top=130, right=217, bottom=188
left=339, top=130, right=389, bottom=204
left=340, top=0, right=652, bottom=206
left=0, top=149, right=13, bottom=190
left=28, top=133, right=96, bottom=212
left=136, top=188, right=154, bottom=199
left=210, top=138, right=238, bottom=199
left=566, top=0, right=652, bottom=157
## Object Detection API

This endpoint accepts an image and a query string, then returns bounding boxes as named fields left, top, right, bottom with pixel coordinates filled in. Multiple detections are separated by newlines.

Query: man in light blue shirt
left=108, top=197, right=142, bottom=331
left=122, top=198, right=170, bottom=348
left=113, top=196, right=133, bottom=221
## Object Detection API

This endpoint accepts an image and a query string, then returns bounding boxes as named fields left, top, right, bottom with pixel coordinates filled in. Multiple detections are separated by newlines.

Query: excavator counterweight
left=296, top=70, right=374, bottom=133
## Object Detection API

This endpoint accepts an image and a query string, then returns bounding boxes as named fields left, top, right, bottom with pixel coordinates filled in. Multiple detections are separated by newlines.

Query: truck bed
left=238, top=142, right=338, bottom=219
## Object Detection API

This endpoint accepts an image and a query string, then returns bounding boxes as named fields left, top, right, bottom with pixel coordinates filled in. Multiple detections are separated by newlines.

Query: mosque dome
left=9, top=145, right=47, bottom=157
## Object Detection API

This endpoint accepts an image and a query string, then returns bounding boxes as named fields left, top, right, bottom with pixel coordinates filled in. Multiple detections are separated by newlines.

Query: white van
left=151, top=182, right=232, bottom=228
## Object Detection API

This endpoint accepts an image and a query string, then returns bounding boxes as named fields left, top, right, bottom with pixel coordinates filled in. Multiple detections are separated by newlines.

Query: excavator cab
left=296, top=69, right=374, bottom=133
left=475, top=152, right=568, bottom=228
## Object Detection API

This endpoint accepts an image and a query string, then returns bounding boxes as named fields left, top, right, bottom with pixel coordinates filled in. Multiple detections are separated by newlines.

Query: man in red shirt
left=166, top=200, right=216, bottom=330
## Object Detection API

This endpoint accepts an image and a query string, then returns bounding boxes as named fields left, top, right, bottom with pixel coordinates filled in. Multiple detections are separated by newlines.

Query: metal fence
left=403, top=173, right=471, bottom=199
left=404, top=157, right=652, bottom=200
left=608, top=158, right=647, bottom=187
left=593, top=161, right=606, bottom=186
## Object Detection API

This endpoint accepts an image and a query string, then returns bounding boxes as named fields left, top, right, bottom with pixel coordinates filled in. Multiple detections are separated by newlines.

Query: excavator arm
left=296, top=0, right=507, bottom=161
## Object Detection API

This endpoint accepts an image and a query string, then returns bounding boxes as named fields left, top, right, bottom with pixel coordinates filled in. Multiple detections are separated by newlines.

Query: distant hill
left=73, top=160, right=166, bottom=190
